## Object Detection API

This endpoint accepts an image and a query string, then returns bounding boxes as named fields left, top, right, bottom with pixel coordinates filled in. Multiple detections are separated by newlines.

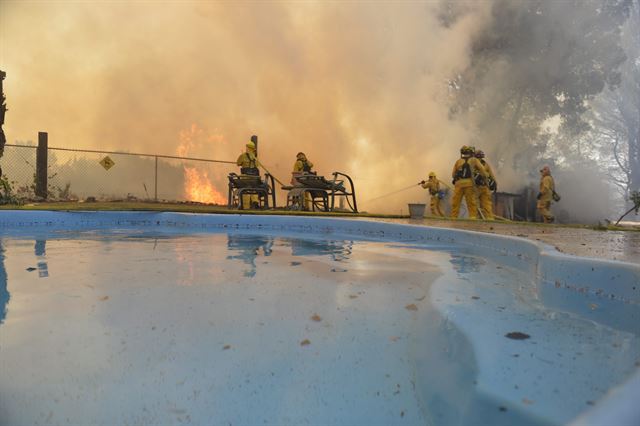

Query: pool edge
left=1, top=209, right=638, bottom=425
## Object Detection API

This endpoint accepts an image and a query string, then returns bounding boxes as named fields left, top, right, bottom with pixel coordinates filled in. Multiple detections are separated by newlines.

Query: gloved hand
left=536, top=193, right=542, bottom=200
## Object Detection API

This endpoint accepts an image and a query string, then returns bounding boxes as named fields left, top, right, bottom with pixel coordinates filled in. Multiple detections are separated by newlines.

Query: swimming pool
left=0, top=211, right=638, bottom=425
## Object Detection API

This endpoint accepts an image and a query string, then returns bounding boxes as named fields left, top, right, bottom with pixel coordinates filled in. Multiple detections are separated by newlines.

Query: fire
left=182, top=166, right=226, bottom=204
left=177, top=124, right=226, bottom=205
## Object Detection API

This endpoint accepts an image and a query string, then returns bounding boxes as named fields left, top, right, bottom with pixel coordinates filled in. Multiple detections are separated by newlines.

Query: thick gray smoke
left=450, top=0, right=630, bottom=221
left=0, top=1, right=629, bottom=222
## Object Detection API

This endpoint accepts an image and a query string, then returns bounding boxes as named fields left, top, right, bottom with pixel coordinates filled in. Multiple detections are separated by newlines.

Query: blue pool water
left=0, top=219, right=639, bottom=426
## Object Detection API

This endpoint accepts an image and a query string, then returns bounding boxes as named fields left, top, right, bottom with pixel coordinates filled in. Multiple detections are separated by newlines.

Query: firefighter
left=290, top=152, right=315, bottom=210
left=537, top=165, right=556, bottom=223
left=236, top=140, right=258, bottom=175
left=450, top=145, right=487, bottom=219
left=421, top=172, right=448, bottom=217
left=236, top=140, right=260, bottom=208
left=291, top=152, right=314, bottom=184
left=474, top=149, right=497, bottom=220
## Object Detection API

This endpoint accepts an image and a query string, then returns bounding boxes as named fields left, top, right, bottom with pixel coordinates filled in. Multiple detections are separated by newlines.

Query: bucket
left=408, top=203, right=426, bottom=219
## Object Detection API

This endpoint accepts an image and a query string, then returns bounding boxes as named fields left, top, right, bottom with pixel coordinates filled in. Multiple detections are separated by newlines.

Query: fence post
left=154, top=156, right=158, bottom=201
left=251, top=135, right=258, bottom=157
left=35, top=132, right=48, bottom=199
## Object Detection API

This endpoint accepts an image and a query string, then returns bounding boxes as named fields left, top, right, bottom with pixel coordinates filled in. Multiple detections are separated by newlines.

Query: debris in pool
left=471, top=296, right=480, bottom=300
left=26, top=267, right=36, bottom=272
left=414, top=295, right=426, bottom=301
left=389, top=336, right=400, bottom=342
left=499, top=406, right=508, bottom=412
left=310, top=314, right=322, bottom=322
left=589, top=303, right=598, bottom=310
left=223, top=345, right=231, bottom=350
left=496, top=266, right=502, bottom=269
left=586, top=400, right=595, bottom=406
left=505, top=332, right=530, bottom=340
left=300, top=339, right=311, bottom=346
left=522, top=398, right=534, bottom=405
left=99, top=296, right=109, bottom=301
left=290, top=261, right=302, bottom=266
left=400, top=410, right=405, bottom=417
left=349, top=295, right=358, bottom=299
left=405, top=304, right=418, bottom=311
left=331, top=268, right=347, bottom=272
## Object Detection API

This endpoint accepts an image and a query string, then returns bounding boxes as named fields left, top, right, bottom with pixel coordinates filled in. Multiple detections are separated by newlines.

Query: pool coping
left=0, top=210, right=638, bottom=425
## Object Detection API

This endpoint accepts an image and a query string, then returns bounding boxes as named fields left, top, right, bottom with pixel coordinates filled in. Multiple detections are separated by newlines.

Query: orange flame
left=178, top=124, right=226, bottom=205
left=182, top=166, right=226, bottom=204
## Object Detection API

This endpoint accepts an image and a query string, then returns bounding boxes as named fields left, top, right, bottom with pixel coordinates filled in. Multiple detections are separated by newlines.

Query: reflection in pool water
left=225, top=234, right=354, bottom=277
left=0, top=241, right=8, bottom=323
left=226, top=234, right=274, bottom=277
left=289, top=237, right=353, bottom=262
left=35, top=239, right=49, bottom=278
left=0, top=231, right=637, bottom=426
left=448, top=252, right=485, bottom=274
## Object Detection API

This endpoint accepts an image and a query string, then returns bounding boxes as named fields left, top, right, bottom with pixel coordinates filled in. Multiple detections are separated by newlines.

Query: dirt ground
left=375, top=217, right=640, bottom=265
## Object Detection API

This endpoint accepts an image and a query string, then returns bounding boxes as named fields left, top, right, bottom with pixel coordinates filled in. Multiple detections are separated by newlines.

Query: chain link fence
left=1, top=143, right=236, bottom=204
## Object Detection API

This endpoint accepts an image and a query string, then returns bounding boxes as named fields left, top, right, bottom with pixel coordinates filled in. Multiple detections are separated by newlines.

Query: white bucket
left=408, top=203, right=426, bottom=219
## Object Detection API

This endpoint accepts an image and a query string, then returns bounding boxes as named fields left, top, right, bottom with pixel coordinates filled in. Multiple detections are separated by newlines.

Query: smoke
left=551, top=164, right=615, bottom=223
left=450, top=0, right=629, bottom=222
left=0, top=1, right=625, bottom=221
left=0, top=1, right=493, bottom=211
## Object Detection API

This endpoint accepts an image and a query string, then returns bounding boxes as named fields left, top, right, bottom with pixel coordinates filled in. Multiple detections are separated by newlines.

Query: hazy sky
left=1, top=0, right=496, bottom=212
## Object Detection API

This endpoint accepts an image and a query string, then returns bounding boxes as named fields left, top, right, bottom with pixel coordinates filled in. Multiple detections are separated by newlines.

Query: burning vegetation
left=176, top=124, right=226, bottom=205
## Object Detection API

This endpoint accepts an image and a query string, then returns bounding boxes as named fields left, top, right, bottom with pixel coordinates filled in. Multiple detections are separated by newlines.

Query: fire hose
left=366, top=182, right=423, bottom=203
left=255, top=159, right=287, bottom=188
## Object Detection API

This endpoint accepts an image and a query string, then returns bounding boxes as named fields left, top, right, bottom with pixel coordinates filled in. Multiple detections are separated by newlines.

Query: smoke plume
left=0, top=1, right=626, bottom=221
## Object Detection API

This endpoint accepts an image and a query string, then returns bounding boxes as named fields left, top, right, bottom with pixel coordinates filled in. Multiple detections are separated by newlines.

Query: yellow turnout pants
left=451, top=184, right=478, bottom=219
left=537, top=200, right=554, bottom=223
left=241, top=194, right=260, bottom=209
left=430, top=195, right=445, bottom=217
left=477, top=185, right=494, bottom=220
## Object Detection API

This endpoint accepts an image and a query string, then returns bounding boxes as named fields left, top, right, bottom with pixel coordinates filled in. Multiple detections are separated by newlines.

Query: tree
left=585, top=0, right=639, bottom=211
left=0, top=70, right=6, bottom=167
left=450, top=0, right=631, bottom=179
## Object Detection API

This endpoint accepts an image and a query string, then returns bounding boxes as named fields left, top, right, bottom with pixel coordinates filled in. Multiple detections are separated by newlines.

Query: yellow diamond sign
left=99, top=156, right=115, bottom=171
